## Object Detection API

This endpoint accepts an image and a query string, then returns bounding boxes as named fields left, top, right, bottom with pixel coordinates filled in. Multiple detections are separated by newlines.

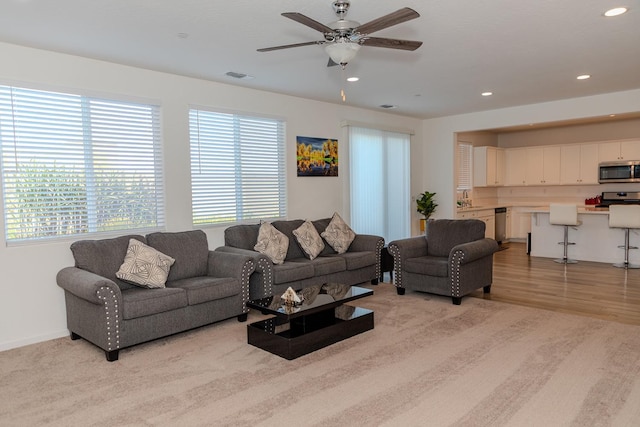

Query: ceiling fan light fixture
left=324, top=41, right=361, bottom=65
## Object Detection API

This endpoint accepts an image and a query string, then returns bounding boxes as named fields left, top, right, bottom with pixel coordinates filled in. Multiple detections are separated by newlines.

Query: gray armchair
left=387, top=219, right=499, bottom=305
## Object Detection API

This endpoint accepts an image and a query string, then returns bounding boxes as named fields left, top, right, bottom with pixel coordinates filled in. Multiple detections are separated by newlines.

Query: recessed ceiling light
left=604, top=7, right=628, bottom=17
left=346, top=77, right=359, bottom=82
left=577, top=74, right=591, bottom=80
left=481, top=92, right=493, bottom=97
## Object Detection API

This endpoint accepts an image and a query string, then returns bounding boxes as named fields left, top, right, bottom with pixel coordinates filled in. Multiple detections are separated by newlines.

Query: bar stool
left=549, top=204, right=581, bottom=264
left=608, top=205, right=640, bottom=269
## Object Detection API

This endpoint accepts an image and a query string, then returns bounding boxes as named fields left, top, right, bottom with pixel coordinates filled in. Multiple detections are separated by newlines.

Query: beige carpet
left=2, top=283, right=640, bottom=426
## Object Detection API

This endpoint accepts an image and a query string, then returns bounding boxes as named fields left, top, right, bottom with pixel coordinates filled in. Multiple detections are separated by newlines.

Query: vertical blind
left=0, top=85, right=164, bottom=243
left=457, top=141, right=473, bottom=191
left=349, top=126, right=410, bottom=243
left=189, top=109, right=286, bottom=225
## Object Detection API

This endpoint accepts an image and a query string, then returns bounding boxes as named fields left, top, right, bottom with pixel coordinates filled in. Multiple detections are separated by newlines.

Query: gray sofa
left=217, top=218, right=385, bottom=300
left=56, top=230, right=255, bottom=361
left=388, top=219, right=498, bottom=305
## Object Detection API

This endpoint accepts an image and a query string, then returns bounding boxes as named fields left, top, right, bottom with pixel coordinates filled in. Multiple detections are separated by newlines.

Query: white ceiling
left=1, top=0, right=639, bottom=119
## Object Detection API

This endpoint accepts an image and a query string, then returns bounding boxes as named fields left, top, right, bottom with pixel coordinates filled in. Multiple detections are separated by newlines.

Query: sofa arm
left=56, top=267, right=122, bottom=305
left=449, top=238, right=499, bottom=265
left=349, top=234, right=384, bottom=252
left=215, top=246, right=271, bottom=273
left=387, top=237, right=428, bottom=260
left=207, top=251, right=255, bottom=280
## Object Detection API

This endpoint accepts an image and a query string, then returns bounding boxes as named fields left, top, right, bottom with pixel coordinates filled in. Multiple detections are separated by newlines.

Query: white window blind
left=189, top=109, right=286, bottom=225
left=349, top=126, right=410, bottom=243
left=457, top=142, right=473, bottom=191
left=0, top=85, right=164, bottom=243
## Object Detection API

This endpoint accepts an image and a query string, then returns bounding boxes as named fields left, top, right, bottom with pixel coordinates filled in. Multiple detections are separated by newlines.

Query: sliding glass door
left=349, top=126, right=410, bottom=243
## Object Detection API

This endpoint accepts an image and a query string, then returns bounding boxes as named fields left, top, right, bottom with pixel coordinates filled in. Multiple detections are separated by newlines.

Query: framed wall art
left=296, top=136, right=338, bottom=177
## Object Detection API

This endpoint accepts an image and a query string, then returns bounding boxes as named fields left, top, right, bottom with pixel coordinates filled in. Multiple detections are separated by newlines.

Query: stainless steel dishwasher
left=494, top=207, right=507, bottom=244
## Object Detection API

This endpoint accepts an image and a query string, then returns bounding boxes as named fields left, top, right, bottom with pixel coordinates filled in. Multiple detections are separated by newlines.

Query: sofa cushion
left=426, top=219, right=485, bottom=257
left=167, top=276, right=240, bottom=305
left=254, top=222, right=289, bottom=264
left=121, top=287, right=188, bottom=320
left=71, top=234, right=146, bottom=290
left=293, top=220, right=325, bottom=260
left=328, top=251, right=376, bottom=271
left=291, top=256, right=346, bottom=276
left=404, top=256, right=449, bottom=277
left=272, top=219, right=305, bottom=260
left=146, top=230, right=209, bottom=281
left=272, top=261, right=315, bottom=284
left=116, top=239, right=175, bottom=289
left=321, top=212, right=356, bottom=254
left=224, top=223, right=260, bottom=251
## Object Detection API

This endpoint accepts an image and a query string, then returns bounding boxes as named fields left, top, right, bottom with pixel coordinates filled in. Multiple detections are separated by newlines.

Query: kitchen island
left=527, top=206, right=640, bottom=264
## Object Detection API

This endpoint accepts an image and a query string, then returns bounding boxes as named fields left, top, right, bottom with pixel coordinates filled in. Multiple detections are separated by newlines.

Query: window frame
left=0, top=83, right=165, bottom=244
left=188, top=106, right=287, bottom=227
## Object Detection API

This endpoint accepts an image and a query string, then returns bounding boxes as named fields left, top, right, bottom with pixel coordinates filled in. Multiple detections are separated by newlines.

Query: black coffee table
left=246, top=283, right=374, bottom=360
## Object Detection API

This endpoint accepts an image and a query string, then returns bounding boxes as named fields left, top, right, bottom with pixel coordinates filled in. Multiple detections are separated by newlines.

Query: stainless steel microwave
left=599, top=160, right=640, bottom=183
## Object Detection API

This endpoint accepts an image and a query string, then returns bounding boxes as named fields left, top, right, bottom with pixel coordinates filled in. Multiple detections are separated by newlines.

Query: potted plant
left=416, top=191, right=438, bottom=232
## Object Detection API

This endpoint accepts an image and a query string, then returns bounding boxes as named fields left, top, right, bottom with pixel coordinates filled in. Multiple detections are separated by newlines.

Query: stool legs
left=554, top=225, right=578, bottom=264
left=613, top=228, right=640, bottom=269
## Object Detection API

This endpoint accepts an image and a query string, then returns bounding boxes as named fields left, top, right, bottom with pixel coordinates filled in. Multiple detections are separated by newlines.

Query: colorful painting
left=296, top=136, right=339, bottom=177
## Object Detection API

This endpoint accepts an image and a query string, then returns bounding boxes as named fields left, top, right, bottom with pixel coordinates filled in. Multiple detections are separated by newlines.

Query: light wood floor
left=469, top=242, right=640, bottom=325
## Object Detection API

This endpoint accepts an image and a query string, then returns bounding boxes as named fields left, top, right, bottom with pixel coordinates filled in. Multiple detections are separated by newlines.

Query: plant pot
left=419, top=218, right=426, bottom=233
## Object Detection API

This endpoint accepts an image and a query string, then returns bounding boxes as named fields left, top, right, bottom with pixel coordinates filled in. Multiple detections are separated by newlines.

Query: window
left=189, top=108, right=286, bottom=225
left=349, top=126, right=411, bottom=242
left=457, top=141, right=473, bottom=191
left=0, top=85, right=164, bottom=243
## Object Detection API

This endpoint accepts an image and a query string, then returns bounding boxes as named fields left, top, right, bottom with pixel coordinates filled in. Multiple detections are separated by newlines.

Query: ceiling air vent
left=379, top=104, right=398, bottom=109
left=225, top=71, right=254, bottom=80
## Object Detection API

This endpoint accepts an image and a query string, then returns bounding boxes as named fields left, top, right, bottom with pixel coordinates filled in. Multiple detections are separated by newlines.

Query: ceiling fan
left=257, top=0, right=423, bottom=68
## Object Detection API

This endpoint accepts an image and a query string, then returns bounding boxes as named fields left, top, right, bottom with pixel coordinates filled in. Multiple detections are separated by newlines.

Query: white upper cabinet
left=560, top=143, right=599, bottom=184
left=599, top=139, right=640, bottom=162
left=505, top=148, right=527, bottom=186
left=473, top=146, right=504, bottom=187
left=525, top=146, right=561, bottom=185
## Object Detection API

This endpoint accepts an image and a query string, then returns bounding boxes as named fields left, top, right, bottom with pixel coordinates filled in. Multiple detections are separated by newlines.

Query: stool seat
left=608, top=205, right=640, bottom=269
left=549, top=204, right=580, bottom=264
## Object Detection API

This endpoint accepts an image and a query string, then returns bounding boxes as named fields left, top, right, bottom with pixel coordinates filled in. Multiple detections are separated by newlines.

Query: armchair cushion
left=116, top=239, right=175, bottom=289
left=405, top=256, right=448, bottom=277
left=426, top=219, right=485, bottom=257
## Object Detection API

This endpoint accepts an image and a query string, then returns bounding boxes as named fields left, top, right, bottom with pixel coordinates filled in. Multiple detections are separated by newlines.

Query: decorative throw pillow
left=321, top=212, right=356, bottom=254
left=293, top=220, right=325, bottom=260
left=254, top=222, right=289, bottom=265
left=116, top=239, right=175, bottom=289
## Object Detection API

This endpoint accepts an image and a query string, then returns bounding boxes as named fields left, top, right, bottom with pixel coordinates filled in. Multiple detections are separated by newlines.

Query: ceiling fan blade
left=362, top=37, right=423, bottom=51
left=282, top=12, right=334, bottom=33
left=356, top=8, right=420, bottom=35
left=257, top=41, right=324, bottom=52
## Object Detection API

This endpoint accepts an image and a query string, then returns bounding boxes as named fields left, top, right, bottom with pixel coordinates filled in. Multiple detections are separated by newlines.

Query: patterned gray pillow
left=321, top=212, right=356, bottom=254
left=293, top=220, right=325, bottom=260
left=116, top=239, right=175, bottom=288
left=254, top=222, right=289, bottom=265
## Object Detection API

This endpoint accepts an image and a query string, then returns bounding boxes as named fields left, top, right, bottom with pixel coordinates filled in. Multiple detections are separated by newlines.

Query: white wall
left=0, top=42, right=424, bottom=351
left=422, top=89, right=640, bottom=219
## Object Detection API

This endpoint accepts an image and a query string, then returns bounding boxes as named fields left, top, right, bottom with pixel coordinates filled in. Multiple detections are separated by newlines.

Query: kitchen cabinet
left=526, top=146, right=561, bottom=185
left=560, top=143, right=599, bottom=184
left=456, top=208, right=495, bottom=239
left=510, top=207, right=533, bottom=240
left=598, top=139, right=640, bottom=162
left=506, top=208, right=512, bottom=240
left=473, top=146, right=504, bottom=187
left=505, top=148, right=527, bottom=186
